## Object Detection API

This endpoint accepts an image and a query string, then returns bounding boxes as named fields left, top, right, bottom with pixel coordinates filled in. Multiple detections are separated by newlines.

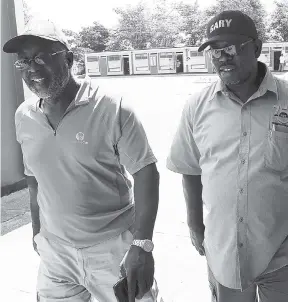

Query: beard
left=28, top=69, right=70, bottom=100
left=218, top=70, right=250, bottom=86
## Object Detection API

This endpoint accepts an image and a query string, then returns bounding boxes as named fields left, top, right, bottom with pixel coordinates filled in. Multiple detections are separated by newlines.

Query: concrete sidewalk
left=1, top=188, right=30, bottom=235
left=0, top=223, right=211, bottom=302
left=0, top=172, right=211, bottom=302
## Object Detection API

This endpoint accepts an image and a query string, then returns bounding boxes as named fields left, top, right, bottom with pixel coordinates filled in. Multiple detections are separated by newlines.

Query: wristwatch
left=132, top=239, right=154, bottom=252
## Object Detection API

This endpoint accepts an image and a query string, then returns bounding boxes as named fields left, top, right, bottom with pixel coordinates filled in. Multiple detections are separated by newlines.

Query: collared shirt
left=15, top=78, right=157, bottom=248
left=167, top=62, right=288, bottom=290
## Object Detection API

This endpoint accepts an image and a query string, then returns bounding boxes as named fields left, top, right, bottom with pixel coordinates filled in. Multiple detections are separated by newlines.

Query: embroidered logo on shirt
left=74, top=132, right=88, bottom=144
left=278, top=110, right=288, bottom=125
left=273, top=105, right=288, bottom=125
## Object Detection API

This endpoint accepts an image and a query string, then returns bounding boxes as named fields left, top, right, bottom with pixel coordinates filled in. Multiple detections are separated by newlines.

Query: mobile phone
left=113, top=277, right=139, bottom=302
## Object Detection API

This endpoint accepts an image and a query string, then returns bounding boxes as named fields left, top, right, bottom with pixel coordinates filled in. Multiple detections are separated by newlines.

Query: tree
left=174, top=0, right=206, bottom=46
left=62, top=29, right=79, bottom=49
left=107, top=3, right=152, bottom=50
left=62, top=29, right=94, bottom=74
left=106, top=28, right=135, bottom=51
left=203, top=0, right=268, bottom=42
left=73, top=47, right=95, bottom=74
left=107, top=0, right=183, bottom=51
left=267, top=0, right=288, bottom=41
left=23, top=0, right=32, bottom=25
left=78, top=21, right=109, bottom=52
left=148, top=0, right=183, bottom=48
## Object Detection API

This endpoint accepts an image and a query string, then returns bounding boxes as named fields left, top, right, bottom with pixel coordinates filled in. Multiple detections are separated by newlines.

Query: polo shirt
left=167, top=62, right=288, bottom=290
left=15, top=78, right=157, bottom=248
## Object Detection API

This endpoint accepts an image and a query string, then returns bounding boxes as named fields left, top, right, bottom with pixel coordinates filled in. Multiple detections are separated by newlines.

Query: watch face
left=143, top=240, right=154, bottom=252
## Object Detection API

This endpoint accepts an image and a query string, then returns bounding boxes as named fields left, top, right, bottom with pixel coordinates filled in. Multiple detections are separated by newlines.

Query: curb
left=1, top=178, right=27, bottom=197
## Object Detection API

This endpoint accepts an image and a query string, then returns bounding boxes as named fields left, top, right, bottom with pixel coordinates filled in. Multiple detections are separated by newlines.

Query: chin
left=220, top=75, right=242, bottom=86
left=29, top=87, right=51, bottom=99
left=223, top=79, right=242, bottom=85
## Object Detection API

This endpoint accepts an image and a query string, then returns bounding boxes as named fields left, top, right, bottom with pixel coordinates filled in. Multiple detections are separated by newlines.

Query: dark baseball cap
left=3, top=19, right=69, bottom=53
left=198, top=10, right=258, bottom=52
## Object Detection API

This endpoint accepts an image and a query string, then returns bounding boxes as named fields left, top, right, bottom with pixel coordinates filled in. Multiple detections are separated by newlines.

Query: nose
left=218, top=51, right=231, bottom=63
left=26, top=60, right=39, bottom=72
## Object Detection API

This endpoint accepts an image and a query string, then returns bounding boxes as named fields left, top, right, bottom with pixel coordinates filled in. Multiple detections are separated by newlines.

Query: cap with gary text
left=3, top=18, right=69, bottom=53
left=198, top=10, right=258, bottom=52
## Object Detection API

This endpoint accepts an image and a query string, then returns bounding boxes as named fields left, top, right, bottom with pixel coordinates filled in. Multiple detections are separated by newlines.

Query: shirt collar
left=34, top=76, right=95, bottom=111
left=208, top=62, right=279, bottom=102
left=74, top=76, right=95, bottom=106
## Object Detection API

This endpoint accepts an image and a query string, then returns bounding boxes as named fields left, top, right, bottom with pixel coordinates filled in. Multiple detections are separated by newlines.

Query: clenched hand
left=189, top=228, right=205, bottom=256
left=120, top=245, right=154, bottom=301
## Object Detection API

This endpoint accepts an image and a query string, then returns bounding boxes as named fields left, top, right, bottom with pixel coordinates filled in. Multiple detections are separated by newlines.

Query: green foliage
left=62, top=29, right=94, bottom=74
left=268, top=0, right=288, bottom=41
left=78, top=22, right=109, bottom=52
left=23, top=0, right=32, bottom=25
left=107, top=0, right=183, bottom=50
left=175, top=0, right=206, bottom=46
left=24, top=0, right=288, bottom=62
left=148, top=0, right=183, bottom=48
left=107, top=3, right=152, bottom=50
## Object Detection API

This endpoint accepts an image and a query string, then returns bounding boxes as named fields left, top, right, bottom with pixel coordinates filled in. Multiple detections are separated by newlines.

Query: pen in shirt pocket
left=271, top=122, right=288, bottom=133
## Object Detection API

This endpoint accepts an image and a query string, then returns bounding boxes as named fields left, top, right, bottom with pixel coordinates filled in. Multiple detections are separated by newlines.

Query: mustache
left=219, top=63, right=235, bottom=68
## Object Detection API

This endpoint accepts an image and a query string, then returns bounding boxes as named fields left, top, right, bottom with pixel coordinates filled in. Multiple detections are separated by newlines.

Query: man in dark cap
left=167, top=10, right=288, bottom=302
left=3, top=19, right=161, bottom=302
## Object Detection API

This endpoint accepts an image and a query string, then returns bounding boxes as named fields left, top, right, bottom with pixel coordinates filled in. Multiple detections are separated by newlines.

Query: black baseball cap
left=198, top=10, right=258, bottom=52
left=3, top=19, right=69, bottom=53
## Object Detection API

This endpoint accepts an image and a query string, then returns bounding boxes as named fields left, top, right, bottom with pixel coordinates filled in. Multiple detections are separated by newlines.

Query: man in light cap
left=167, top=10, right=288, bottom=302
left=3, top=19, right=161, bottom=302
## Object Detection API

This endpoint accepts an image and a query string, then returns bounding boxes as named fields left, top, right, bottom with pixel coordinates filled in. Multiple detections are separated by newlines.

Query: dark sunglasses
left=208, top=39, right=254, bottom=59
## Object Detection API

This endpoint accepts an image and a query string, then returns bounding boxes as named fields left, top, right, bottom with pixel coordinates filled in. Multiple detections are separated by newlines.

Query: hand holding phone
left=113, top=277, right=139, bottom=302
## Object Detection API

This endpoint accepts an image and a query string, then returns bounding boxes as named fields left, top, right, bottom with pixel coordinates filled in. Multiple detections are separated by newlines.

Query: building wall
left=1, top=0, right=26, bottom=188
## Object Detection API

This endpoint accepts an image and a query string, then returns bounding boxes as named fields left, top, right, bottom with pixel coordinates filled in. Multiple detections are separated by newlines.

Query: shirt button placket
left=238, top=106, right=250, bottom=288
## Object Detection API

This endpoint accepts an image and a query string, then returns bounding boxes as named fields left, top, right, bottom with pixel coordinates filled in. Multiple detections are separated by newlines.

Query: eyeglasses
left=14, top=50, right=66, bottom=70
left=208, top=39, right=254, bottom=59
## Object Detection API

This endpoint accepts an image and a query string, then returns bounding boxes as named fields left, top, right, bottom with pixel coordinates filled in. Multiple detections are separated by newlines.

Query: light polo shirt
left=167, top=62, right=288, bottom=290
left=15, top=78, right=157, bottom=248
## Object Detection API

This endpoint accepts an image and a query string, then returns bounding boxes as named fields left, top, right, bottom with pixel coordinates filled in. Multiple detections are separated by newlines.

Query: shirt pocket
left=264, top=129, right=288, bottom=172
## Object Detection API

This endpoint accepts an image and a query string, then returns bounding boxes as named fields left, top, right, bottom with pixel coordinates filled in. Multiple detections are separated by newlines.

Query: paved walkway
left=1, top=188, right=30, bottom=235
left=0, top=170, right=211, bottom=301
left=0, top=224, right=211, bottom=302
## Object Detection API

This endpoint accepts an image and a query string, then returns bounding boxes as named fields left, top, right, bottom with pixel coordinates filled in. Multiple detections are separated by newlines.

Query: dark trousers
left=208, top=265, right=288, bottom=302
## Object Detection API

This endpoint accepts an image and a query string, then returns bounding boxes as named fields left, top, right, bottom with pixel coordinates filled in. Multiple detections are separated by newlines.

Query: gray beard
left=34, top=72, right=70, bottom=100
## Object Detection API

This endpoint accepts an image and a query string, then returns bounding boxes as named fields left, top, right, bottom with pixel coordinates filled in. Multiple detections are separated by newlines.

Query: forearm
left=182, top=175, right=204, bottom=233
left=132, top=164, right=159, bottom=240
left=26, top=176, right=40, bottom=236
left=30, top=198, right=40, bottom=236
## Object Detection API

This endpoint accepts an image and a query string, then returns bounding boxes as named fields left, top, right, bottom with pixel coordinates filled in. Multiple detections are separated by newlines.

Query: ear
left=65, top=51, right=74, bottom=69
left=254, top=39, right=262, bottom=59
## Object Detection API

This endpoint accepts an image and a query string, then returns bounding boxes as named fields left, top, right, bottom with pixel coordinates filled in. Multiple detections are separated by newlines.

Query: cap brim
left=3, top=35, right=58, bottom=53
left=198, top=34, right=250, bottom=52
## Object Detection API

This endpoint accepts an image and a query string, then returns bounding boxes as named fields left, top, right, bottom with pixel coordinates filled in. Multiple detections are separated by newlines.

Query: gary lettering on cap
left=198, top=10, right=258, bottom=52
left=3, top=18, right=69, bottom=53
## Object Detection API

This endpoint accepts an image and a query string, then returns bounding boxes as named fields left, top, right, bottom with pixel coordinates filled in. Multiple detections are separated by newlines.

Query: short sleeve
left=166, top=98, right=201, bottom=175
left=15, top=108, right=34, bottom=176
left=113, top=100, right=157, bottom=175
left=22, top=153, right=34, bottom=176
